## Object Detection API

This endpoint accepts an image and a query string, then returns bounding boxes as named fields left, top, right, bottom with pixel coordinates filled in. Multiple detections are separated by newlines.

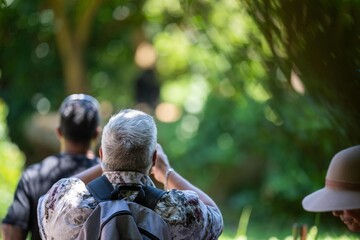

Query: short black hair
left=59, top=94, right=100, bottom=143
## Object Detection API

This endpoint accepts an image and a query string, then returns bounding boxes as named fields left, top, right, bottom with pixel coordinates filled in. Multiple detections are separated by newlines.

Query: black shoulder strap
left=86, top=175, right=166, bottom=209
left=134, top=186, right=166, bottom=210
left=86, top=175, right=115, bottom=202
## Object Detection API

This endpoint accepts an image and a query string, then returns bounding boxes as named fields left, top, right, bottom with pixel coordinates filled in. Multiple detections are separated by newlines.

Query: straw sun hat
left=302, top=145, right=360, bottom=212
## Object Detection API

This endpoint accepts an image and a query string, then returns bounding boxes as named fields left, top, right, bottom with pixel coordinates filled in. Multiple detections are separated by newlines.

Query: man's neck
left=61, top=140, right=93, bottom=157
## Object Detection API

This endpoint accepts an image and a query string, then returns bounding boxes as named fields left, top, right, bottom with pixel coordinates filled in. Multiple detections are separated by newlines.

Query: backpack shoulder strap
left=134, top=186, right=166, bottom=210
left=86, top=175, right=114, bottom=202
left=87, top=175, right=166, bottom=209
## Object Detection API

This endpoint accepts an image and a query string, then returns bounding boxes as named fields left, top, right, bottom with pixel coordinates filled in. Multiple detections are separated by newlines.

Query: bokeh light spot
left=217, top=133, right=234, bottom=150
left=155, top=102, right=181, bottom=123
left=113, top=6, right=130, bottom=21
left=35, top=42, right=49, bottom=59
left=36, top=97, right=51, bottom=115
left=135, top=42, right=157, bottom=69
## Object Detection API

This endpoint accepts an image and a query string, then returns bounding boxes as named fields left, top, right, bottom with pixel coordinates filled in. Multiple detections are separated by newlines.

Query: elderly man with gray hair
left=37, top=109, right=223, bottom=239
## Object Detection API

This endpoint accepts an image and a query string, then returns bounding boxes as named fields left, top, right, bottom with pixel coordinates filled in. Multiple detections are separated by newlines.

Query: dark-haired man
left=1, top=94, right=101, bottom=240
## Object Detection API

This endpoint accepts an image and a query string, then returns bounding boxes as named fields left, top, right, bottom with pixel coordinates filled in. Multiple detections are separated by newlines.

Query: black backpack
left=77, top=175, right=171, bottom=240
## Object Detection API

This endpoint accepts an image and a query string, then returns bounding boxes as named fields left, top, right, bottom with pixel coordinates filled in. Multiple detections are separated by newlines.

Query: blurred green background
left=1, top=0, right=360, bottom=239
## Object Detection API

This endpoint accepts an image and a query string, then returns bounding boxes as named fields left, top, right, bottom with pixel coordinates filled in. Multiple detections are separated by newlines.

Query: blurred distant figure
left=1, top=94, right=101, bottom=240
left=135, top=69, right=160, bottom=111
left=302, top=145, right=360, bottom=232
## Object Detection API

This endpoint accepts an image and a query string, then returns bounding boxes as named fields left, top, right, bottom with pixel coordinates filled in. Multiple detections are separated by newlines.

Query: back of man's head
left=59, top=94, right=100, bottom=144
left=101, top=109, right=157, bottom=174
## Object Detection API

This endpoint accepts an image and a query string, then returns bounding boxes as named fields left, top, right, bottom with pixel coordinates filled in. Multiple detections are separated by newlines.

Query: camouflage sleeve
left=37, top=178, right=95, bottom=240
left=155, top=189, right=223, bottom=239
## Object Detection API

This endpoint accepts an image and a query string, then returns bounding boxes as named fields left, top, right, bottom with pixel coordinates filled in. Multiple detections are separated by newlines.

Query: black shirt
left=2, top=153, right=99, bottom=240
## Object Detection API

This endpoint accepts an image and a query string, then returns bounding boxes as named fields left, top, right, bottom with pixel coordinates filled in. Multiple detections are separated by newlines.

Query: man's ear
left=152, top=150, right=157, bottom=166
left=99, top=146, right=103, bottom=160
left=93, top=126, right=102, bottom=139
left=56, top=127, right=62, bottom=138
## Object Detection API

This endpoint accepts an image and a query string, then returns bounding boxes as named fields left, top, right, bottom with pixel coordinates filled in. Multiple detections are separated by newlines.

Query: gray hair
left=101, top=109, right=157, bottom=173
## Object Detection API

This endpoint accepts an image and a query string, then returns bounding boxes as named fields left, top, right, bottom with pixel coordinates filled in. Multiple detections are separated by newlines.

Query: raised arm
left=151, top=144, right=219, bottom=208
left=73, top=163, right=102, bottom=184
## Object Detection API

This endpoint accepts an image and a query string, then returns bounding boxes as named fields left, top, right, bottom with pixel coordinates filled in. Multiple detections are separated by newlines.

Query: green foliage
left=0, top=99, right=25, bottom=219
left=0, top=0, right=359, bottom=237
left=149, top=0, right=355, bottom=232
left=0, top=0, right=64, bottom=155
left=243, top=0, right=360, bottom=143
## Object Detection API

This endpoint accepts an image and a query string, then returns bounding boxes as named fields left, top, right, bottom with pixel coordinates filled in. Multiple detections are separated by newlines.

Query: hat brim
left=302, top=187, right=360, bottom=212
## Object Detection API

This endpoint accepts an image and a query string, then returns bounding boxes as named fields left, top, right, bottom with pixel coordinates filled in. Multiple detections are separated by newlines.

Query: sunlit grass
left=219, top=207, right=360, bottom=240
left=219, top=228, right=359, bottom=240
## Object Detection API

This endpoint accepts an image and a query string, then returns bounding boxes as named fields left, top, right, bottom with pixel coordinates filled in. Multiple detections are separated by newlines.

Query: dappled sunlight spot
left=143, top=0, right=183, bottom=19
left=0, top=100, right=6, bottom=139
left=239, top=61, right=250, bottom=76
left=175, top=125, right=192, bottom=141
left=161, top=76, right=208, bottom=115
left=228, top=14, right=251, bottom=46
left=32, top=94, right=51, bottom=115
left=0, top=123, right=5, bottom=140
left=175, top=115, right=199, bottom=140
left=273, top=43, right=288, bottom=59
left=39, top=9, right=54, bottom=26
left=184, top=96, right=203, bottom=114
left=234, top=237, right=247, bottom=240
left=135, top=42, right=157, bottom=69
left=269, top=237, right=280, bottom=240
left=307, top=225, right=318, bottom=240
left=3, top=0, right=14, bottom=6
left=35, top=42, right=49, bottom=59
left=155, top=102, right=181, bottom=123
left=161, top=80, right=188, bottom=105
left=264, top=106, right=283, bottom=126
left=153, top=30, right=190, bottom=75
left=196, top=33, right=213, bottom=50
left=184, top=76, right=209, bottom=114
left=246, top=82, right=271, bottom=102
left=207, top=28, right=234, bottom=54
left=290, top=69, right=305, bottom=94
left=181, top=115, right=199, bottom=134
left=37, top=98, right=51, bottom=115
left=215, top=54, right=232, bottom=72
left=113, top=6, right=130, bottom=21
left=249, top=60, right=266, bottom=78
left=143, top=0, right=164, bottom=20
left=219, top=79, right=236, bottom=98
left=217, top=133, right=234, bottom=150
left=276, top=68, right=287, bottom=82
left=246, top=49, right=262, bottom=62
left=283, top=236, right=293, bottom=240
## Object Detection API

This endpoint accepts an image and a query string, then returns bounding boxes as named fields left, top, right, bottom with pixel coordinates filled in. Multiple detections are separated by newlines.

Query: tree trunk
left=50, top=0, right=102, bottom=94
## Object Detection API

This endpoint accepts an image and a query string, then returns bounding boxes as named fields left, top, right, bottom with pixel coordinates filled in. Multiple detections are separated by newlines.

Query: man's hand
left=151, top=144, right=172, bottom=184
left=151, top=143, right=220, bottom=209
left=1, top=224, right=25, bottom=240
